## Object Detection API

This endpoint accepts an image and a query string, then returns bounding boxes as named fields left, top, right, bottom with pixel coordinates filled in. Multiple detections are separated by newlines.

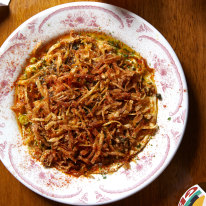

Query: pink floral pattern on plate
left=0, top=141, right=7, bottom=159
left=61, top=11, right=99, bottom=28
left=136, top=23, right=153, bottom=33
left=121, top=10, right=135, bottom=27
left=0, top=2, right=188, bottom=205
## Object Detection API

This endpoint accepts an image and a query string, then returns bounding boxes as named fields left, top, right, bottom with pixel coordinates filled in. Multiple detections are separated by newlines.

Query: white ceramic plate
left=0, top=2, right=188, bottom=205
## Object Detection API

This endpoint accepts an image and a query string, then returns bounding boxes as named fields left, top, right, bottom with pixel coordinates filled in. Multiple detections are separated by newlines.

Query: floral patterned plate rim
left=0, top=2, right=188, bottom=205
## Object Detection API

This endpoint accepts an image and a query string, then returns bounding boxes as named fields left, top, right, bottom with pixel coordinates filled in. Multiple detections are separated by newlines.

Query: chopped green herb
left=108, top=40, right=120, bottom=48
left=31, top=66, right=36, bottom=71
left=102, top=173, right=107, bottom=179
left=168, top=117, right=171, bottom=120
left=135, top=156, right=140, bottom=160
left=122, top=53, right=129, bottom=58
left=30, top=57, right=37, bottom=64
left=156, top=93, right=162, bottom=100
left=20, top=73, right=27, bottom=80
left=129, top=53, right=136, bottom=57
left=18, top=114, right=29, bottom=125
left=123, top=48, right=129, bottom=53
left=137, top=143, right=141, bottom=148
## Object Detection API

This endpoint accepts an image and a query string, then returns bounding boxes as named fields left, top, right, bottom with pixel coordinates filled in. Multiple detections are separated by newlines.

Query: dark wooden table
left=0, top=0, right=205, bottom=205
